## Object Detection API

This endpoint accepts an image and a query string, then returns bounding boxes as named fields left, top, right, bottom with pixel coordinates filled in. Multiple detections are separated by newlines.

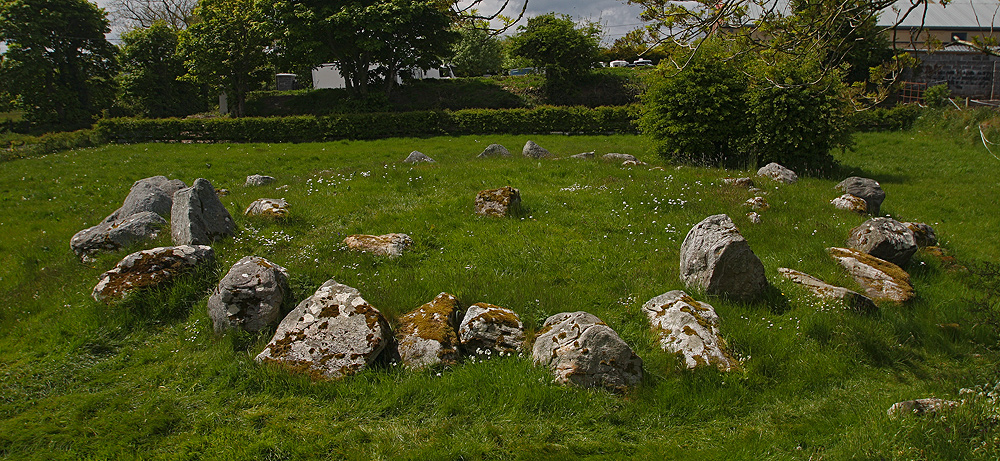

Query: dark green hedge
left=95, top=106, right=636, bottom=143
left=848, top=104, right=922, bottom=132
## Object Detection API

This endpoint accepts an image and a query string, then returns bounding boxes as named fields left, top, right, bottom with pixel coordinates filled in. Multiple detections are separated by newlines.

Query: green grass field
left=1, top=125, right=999, bottom=459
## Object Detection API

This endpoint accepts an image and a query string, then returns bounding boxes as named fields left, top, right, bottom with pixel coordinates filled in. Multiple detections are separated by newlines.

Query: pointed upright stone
left=171, top=178, right=235, bottom=245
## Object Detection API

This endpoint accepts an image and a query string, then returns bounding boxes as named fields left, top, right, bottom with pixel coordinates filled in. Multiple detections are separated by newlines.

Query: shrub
left=923, top=83, right=951, bottom=108
left=849, top=104, right=922, bottom=132
left=0, top=129, right=103, bottom=161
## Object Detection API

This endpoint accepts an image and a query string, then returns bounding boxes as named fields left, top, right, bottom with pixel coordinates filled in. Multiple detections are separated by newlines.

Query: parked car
left=609, top=60, right=629, bottom=68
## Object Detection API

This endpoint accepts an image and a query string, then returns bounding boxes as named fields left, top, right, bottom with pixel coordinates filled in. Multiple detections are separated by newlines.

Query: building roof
left=878, top=1, right=1000, bottom=29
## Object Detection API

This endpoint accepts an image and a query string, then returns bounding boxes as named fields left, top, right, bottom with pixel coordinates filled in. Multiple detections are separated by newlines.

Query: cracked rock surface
left=92, top=245, right=215, bottom=303
left=643, top=291, right=737, bottom=371
left=532, top=311, right=642, bottom=392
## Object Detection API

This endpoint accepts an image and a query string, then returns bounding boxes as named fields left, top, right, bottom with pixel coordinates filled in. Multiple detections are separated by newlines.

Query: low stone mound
left=459, top=303, right=524, bottom=356
left=403, top=151, right=435, bottom=163
left=721, top=177, right=755, bottom=189
left=571, top=152, right=595, bottom=159
left=475, top=186, right=521, bottom=217
left=831, top=194, right=868, bottom=213
left=397, top=293, right=462, bottom=370
left=835, top=177, right=885, bottom=215
left=778, top=268, right=877, bottom=313
left=171, top=178, right=235, bottom=245
left=847, top=217, right=917, bottom=267
left=207, top=256, right=290, bottom=333
left=756, top=162, right=798, bottom=184
left=745, top=196, right=769, bottom=211
left=343, top=233, right=413, bottom=258
left=601, top=153, right=637, bottom=163
left=747, top=212, right=762, bottom=224
left=92, top=245, right=215, bottom=303
left=679, top=214, right=768, bottom=300
left=71, top=211, right=166, bottom=260
left=255, top=280, right=394, bottom=379
left=245, top=198, right=290, bottom=219
left=522, top=140, right=552, bottom=159
left=477, top=144, right=510, bottom=158
left=642, top=290, right=737, bottom=371
left=532, top=311, right=642, bottom=392
left=828, top=247, right=914, bottom=303
left=888, top=398, right=959, bottom=417
left=245, top=174, right=275, bottom=187
left=904, top=222, right=938, bottom=248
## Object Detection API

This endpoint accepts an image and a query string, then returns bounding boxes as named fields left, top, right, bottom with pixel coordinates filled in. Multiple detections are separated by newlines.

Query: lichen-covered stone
left=522, top=140, right=552, bottom=159
left=747, top=212, right=762, bottom=224
left=721, top=177, right=755, bottom=189
left=835, top=177, right=885, bottom=215
left=904, top=222, right=938, bottom=248
left=171, top=178, right=235, bottom=245
left=397, top=292, right=462, bottom=370
left=532, top=311, right=642, bottom=392
left=642, top=291, right=737, bottom=371
left=103, top=176, right=187, bottom=224
left=71, top=211, right=166, bottom=260
left=745, top=196, right=769, bottom=210
left=245, top=174, right=275, bottom=187
left=343, top=233, right=413, bottom=258
left=207, top=256, right=290, bottom=332
left=477, top=144, right=510, bottom=158
left=92, top=245, right=215, bottom=303
left=459, top=303, right=524, bottom=355
left=828, top=247, right=914, bottom=303
left=571, top=152, right=595, bottom=159
left=475, top=186, right=521, bottom=217
left=601, top=153, right=637, bottom=163
left=888, top=398, right=959, bottom=417
left=756, top=162, right=798, bottom=184
left=403, top=151, right=435, bottom=163
left=778, top=268, right=877, bottom=314
left=255, top=280, right=393, bottom=379
left=679, top=214, right=768, bottom=300
left=847, top=217, right=918, bottom=267
left=831, top=194, right=868, bottom=213
left=244, top=198, right=290, bottom=219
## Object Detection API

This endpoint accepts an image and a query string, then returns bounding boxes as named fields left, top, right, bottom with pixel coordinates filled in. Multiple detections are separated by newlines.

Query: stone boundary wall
left=910, top=51, right=1000, bottom=99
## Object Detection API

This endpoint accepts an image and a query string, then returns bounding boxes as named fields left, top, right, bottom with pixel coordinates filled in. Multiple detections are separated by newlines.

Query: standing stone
left=847, top=217, right=918, bottom=267
left=522, top=140, right=552, bottom=159
left=601, top=153, right=638, bottom=163
left=343, top=233, right=413, bottom=258
left=828, top=247, right=914, bottom=303
left=777, top=268, right=877, bottom=313
left=477, top=144, right=510, bottom=158
left=459, top=303, right=525, bottom=355
left=92, top=245, right=215, bottom=303
left=104, top=176, right=187, bottom=223
left=835, top=177, right=885, bottom=215
left=207, top=256, right=290, bottom=333
left=396, top=293, right=462, bottom=370
left=71, top=211, right=167, bottom=260
left=255, top=280, right=394, bottom=379
left=642, top=291, right=737, bottom=371
left=245, top=174, right=275, bottom=187
left=831, top=194, right=868, bottom=214
left=475, top=186, right=521, bottom=217
left=244, top=198, right=290, bottom=219
left=171, top=178, right=235, bottom=245
left=532, top=312, right=642, bottom=392
left=756, top=163, right=798, bottom=184
left=888, top=398, right=960, bottom=417
left=679, top=214, right=768, bottom=300
left=403, top=151, right=435, bottom=163
left=904, top=222, right=938, bottom=248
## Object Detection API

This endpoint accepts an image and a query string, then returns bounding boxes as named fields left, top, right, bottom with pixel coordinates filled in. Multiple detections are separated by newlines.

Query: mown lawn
left=0, top=129, right=998, bottom=459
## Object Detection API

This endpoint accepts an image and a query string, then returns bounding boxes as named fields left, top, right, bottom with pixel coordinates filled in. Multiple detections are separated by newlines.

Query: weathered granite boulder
left=745, top=196, right=769, bottom=210
left=642, top=291, right=737, bottom=371
left=835, top=177, right=885, bottom=215
left=255, top=280, right=394, bottom=379
left=171, top=178, right=236, bottom=245
left=722, top=177, right=755, bottom=189
left=207, top=256, right=290, bottom=333
left=477, top=144, right=511, bottom=158
left=245, top=174, right=275, bottom=187
left=679, top=214, right=768, bottom=300
left=104, top=176, right=186, bottom=223
left=343, top=233, right=413, bottom=258
left=475, top=186, right=521, bottom=217
left=396, top=293, right=462, bottom=370
left=522, top=140, right=552, bottom=159
left=847, top=217, right=918, bottom=267
left=92, top=245, right=215, bottom=303
left=532, top=311, right=642, bottom=392
left=756, top=162, right=798, bottom=184
left=459, top=303, right=524, bottom=355
left=403, top=151, right=435, bottom=163
left=244, top=198, right=290, bottom=219
left=601, top=153, right=638, bottom=163
left=904, top=222, right=938, bottom=248
left=571, top=152, right=595, bottom=159
left=888, top=398, right=960, bottom=417
left=831, top=194, right=868, bottom=214
left=71, top=211, right=167, bottom=260
left=778, top=268, right=877, bottom=313
left=828, top=247, right=914, bottom=303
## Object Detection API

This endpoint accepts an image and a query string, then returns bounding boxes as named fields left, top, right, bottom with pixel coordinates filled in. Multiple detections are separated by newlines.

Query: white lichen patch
left=642, top=290, right=737, bottom=371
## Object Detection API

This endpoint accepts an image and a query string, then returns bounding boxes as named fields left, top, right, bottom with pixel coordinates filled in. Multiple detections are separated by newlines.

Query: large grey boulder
left=828, top=247, right=914, bottom=303
left=835, top=177, right=885, bottom=215
left=207, top=256, right=290, bottom=333
left=778, top=268, right=877, bottom=313
left=403, top=151, right=435, bottom=164
left=396, top=293, right=462, bottom=370
left=92, top=245, right=215, bottom=303
left=475, top=186, right=521, bottom=217
left=888, top=398, right=959, bottom=417
left=343, top=233, right=413, bottom=258
left=756, top=162, right=798, bottom=184
left=244, top=198, right=290, bottom=219
left=171, top=178, right=235, bottom=245
left=255, top=280, right=394, bottom=379
left=522, top=140, right=552, bottom=159
left=71, top=211, right=167, bottom=260
left=532, top=311, right=642, bottom=392
left=245, top=174, right=275, bottom=187
left=679, top=214, right=768, bottom=300
left=847, top=217, right=918, bottom=267
left=459, top=303, right=525, bottom=356
left=477, top=144, right=511, bottom=158
left=103, top=176, right=186, bottom=223
left=642, top=291, right=737, bottom=370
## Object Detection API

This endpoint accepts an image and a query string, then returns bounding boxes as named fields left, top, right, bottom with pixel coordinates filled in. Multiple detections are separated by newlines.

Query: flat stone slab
left=888, top=398, right=959, bottom=417
left=207, top=256, right=290, bottom=332
left=721, top=177, right=755, bottom=189
left=244, top=198, right=290, bottom=219
left=459, top=303, right=525, bottom=356
left=778, top=268, right=877, bottom=313
left=343, top=233, right=413, bottom=257
left=475, top=186, right=521, bottom=217
left=397, top=292, right=462, bottom=370
left=680, top=214, right=768, bottom=300
left=92, top=245, right=215, bottom=303
left=601, top=153, right=638, bottom=163
left=532, top=311, right=642, bottom=392
left=642, top=290, right=737, bottom=370
left=255, top=280, right=393, bottom=379
left=828, top=247, right=914, bottom=303
left=571, top=152, right=595, bottom=159
left=71, top=211, right=166, bottom=260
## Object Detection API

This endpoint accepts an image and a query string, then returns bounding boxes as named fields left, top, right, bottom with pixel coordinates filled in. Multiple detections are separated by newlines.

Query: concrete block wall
left=911, top=51, right=1000, bottom=99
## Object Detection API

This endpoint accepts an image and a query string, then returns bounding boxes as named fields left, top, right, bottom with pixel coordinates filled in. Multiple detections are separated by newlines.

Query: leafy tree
left=507, top=13, right=600, bottom=88
left=449, top=25, right=503, bottom=77
left=0, top=0, right=118, bottom=127
left=116, top=21, right=207, bottom=117
left=178, top=0, right=272, bottom=117
left=601, top=28, right=667, bottom=64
